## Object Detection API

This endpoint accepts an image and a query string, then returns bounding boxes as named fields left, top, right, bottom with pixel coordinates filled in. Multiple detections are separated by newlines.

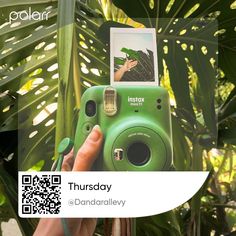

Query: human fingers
left=127, top=60, right=137, bottom=70
left=130, top=60, right=138, bottom=67
left=61, top=148, right=75, bottom=171
left=72, top=125, right=103, bottom=171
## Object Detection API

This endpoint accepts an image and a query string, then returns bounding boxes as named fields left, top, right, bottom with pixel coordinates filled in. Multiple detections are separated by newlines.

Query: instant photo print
left=110, top=28, right=158, bottom=86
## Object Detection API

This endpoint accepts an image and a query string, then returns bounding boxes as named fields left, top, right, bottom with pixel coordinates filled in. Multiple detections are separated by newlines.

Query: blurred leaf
left=172, top=115, right=191, bottom=170
left=27, top=160, right=45, bottom=171
left=0, top=1, right=58, bottom=171
left=0, top=161, right=36, bottom=235
left=219, top=95, right=236, bottom=123
left=218, top=87, right=236, bottom=145
left=219, top=127, right=236, bottom=145
left=137, top=211, right=181, bottom=236
left=54, top=0, right=79, bottom=159
left=0, top=192, right=6, bottom=206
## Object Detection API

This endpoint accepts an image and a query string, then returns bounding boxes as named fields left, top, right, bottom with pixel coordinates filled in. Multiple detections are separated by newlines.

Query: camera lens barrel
left=103, top=124, right=172, bottom=171
left=127, top=142, right=150, bottom=166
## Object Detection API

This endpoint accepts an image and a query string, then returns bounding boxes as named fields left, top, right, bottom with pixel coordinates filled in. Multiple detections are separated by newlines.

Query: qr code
left=21, top=175, right=61, bottom=214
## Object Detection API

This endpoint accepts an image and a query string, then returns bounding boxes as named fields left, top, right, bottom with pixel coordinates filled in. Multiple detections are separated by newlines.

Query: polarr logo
left=8, top=7, right=49, bottom=24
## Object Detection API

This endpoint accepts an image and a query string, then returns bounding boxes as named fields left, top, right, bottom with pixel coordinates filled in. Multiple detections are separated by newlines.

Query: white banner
left=18, top=171, right=209, bottom=218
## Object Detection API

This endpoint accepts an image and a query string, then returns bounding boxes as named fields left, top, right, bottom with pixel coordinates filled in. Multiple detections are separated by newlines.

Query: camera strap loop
left=56, top=138, right=74, bottom=236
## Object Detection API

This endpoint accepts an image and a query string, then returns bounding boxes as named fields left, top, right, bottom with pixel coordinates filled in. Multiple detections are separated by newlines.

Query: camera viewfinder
left=114, top=148, right=124, bottom=161
left=85, top=100, right=96, bottom=117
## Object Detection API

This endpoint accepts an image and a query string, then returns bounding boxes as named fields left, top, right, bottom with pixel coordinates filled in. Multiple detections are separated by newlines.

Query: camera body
left=74, top=86, right=172, bottom=171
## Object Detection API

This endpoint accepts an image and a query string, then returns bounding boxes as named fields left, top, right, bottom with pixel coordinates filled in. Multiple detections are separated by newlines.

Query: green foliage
left=120, top=47, right=140, bottom=60
left=114, top=57, right=124, bottom=65
left=0, top=0, right=236, bottom=235
left=137, top=211, right=182, bottom=236
left=0, top=0, right=58, bottom=171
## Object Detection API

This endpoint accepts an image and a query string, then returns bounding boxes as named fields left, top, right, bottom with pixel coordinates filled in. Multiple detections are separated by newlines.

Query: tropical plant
left=0, top=0, right=236, bottom=235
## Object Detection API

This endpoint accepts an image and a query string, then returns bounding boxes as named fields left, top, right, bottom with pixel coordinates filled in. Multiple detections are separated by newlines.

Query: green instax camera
left=74, top=86, right=172, bottom=171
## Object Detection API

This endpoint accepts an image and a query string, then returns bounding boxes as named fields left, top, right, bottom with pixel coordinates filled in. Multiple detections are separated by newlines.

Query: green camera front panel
left=74, top=85, right=172, bottom=171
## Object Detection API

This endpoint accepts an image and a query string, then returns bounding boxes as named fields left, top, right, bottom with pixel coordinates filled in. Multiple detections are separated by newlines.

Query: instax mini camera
left=74, top=86, right=172, bottom=171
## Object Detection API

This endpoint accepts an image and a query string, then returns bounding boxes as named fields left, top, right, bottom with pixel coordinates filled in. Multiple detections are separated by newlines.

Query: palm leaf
left=0, top=1, right=58, bottom=171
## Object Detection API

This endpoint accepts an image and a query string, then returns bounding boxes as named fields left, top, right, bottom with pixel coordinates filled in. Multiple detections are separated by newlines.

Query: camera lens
left=127, top=142, right=150, bottom=166
left=85, top=100, right=96, bottom=117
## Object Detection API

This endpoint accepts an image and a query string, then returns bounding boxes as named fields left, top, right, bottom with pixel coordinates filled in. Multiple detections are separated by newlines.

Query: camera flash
left=103, top=87, right=117, bottom=116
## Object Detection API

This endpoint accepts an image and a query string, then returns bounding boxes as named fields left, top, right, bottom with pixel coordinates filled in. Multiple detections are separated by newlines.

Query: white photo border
left=110, top=27, right=159, bottom=86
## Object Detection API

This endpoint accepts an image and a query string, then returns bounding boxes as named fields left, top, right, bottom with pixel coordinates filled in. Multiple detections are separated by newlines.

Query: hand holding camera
left=74, top=85, right=172, bottom=171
